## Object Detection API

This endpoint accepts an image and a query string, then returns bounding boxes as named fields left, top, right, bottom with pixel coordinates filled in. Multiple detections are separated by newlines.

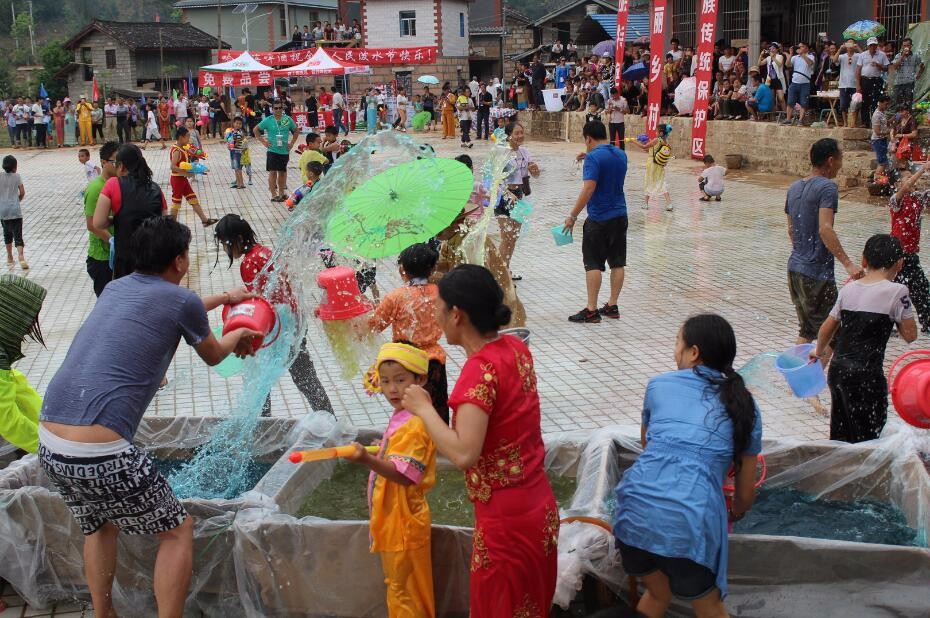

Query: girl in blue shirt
left=613, top=313, right=762, bottom=617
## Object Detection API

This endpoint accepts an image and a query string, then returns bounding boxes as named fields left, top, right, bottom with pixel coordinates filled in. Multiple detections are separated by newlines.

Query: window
left=459, top=12, right=465, bottom=37
left=719, top=0, right=748, bottom=46
left=793, top=0, right=829, bottom=47
left=105, top=49, right=117, bottom=69
left=308, top=11, right=319, bottom=24
left=672, top=0, right=695, bottom=47
left=876, top=0, right=923, bottom=44
left=81, top=47, right=93, bottom=81
left=399, top=10, right=416, bottom=37
left=280, top=7, right=287, bottom=37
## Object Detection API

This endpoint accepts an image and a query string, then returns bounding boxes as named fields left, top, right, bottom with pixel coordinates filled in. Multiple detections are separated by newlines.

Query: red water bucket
left=315, top=266, right=373, bottom=321
left=888, top=350, right=930, bottom=429
left=222, top=297, right=279, bottom=352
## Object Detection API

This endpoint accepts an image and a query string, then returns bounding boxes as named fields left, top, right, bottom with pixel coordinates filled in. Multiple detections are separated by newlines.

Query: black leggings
left=895, top=252, right=930, bottom=331
left=262, top=338, right=333, bottom=416
left=828, top=363, right=887, bottom=443
left=2, top=218, right=24, bottom=247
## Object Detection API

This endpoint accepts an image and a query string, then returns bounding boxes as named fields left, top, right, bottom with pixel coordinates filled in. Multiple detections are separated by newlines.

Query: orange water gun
left=289, top=444, right=379, bottom=463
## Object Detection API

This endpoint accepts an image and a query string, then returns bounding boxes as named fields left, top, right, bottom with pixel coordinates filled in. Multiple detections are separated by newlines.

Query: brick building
left=175, top=0, right=339, bottom=53
left=468, top=6, right=533, bottom=81
left=56, top=20, right=227, bottom=102
left=356, top=0, right=473, bottom=92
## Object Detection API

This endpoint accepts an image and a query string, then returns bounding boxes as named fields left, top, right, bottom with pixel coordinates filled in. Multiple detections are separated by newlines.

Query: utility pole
left=217, top=0, right=223, bottom=60
left=499, top=0, right=505, bottom=82
left=11, top=3, right=18, bottom=51
left=28, top=0, right=35, bottom=61
left=159, top=24, right=165, bottom=94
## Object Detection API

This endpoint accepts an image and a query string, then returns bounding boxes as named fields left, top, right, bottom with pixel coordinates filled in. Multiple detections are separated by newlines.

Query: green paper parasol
left=325, top=158, right=473, bottom=259
left=411, top=111, right=432, bottom=131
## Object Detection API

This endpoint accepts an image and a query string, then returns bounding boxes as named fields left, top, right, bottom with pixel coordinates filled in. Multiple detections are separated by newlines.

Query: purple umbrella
left=592, top=40, right=616, bottom=58
left=622, top=62, right=648, bottom=81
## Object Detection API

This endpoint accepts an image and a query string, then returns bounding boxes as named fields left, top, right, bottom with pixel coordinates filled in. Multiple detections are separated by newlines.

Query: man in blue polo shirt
left=564, top=120, right=628, bottom=323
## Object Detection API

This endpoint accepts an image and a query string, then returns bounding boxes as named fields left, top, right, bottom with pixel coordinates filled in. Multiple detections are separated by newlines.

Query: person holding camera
left=892, top=37, right=924, bottom=111
left=759, top=43, right=787, bottom=113
left=782, top=42, right=815, bottom=125
left=833, top=40, right=861, bottom=126
left=856, top=37, right=890, bottom=127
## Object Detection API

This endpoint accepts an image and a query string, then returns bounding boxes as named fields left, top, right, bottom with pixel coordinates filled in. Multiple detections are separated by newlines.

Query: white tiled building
left=359, top=0, right=472, bottom=92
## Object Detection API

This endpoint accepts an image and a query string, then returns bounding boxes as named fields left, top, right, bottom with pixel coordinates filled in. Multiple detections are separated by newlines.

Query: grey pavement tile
left=9, top=129, right=928, bottom=451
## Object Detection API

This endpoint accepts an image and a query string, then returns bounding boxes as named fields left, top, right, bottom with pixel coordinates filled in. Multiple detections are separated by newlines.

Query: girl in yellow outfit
left=0, top=274, right=47, bottom=453
left=351, top=342, right=437, bottom=618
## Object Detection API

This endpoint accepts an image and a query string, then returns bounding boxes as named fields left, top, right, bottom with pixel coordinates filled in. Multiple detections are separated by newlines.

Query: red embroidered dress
left=448, top=335, right=558, bottom=618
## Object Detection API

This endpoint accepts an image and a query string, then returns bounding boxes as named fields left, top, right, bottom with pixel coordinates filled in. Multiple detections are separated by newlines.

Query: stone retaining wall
left=516, top=111, right=930, bottom=186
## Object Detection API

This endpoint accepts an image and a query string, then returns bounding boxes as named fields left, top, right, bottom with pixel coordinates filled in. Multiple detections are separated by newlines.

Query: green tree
left=0, top=58, right=13, bottom=98
left=10, top=12, right=33, bottom=63
left=34, top=40, right=73, bottom=101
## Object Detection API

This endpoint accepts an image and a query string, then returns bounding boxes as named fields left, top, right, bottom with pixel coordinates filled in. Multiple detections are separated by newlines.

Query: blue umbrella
left=188, top=70, right=196, bottom=96
left=622, top=62, right=648, bottom=81
left=38, top=83, right=48, bottom=98
left=592, top=40, right=615, bottom=58
left=417, top=75, right=440, bottom=85
left=843, top=20, right=885, bottom=41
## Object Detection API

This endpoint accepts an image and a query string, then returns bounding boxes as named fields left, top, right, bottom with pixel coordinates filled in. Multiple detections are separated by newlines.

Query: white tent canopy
left=273, top=47, right=369, bottom=77
left=201, top=50, right=274, bottom=72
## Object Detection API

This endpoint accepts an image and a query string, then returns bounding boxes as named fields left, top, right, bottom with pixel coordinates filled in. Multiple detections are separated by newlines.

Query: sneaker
left=598, top=304, right=620, bottom=319
left=641, top=203, right=650, bottom=210
left=568, top=308, right=601, bottom=323
left=715, top=196, right=721, bottom=201
left=666, top=205, right=674, bottom=211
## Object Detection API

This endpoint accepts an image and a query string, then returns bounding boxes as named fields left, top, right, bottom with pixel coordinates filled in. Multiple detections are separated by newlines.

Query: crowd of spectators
left=494, top=34, right=924, bottom=131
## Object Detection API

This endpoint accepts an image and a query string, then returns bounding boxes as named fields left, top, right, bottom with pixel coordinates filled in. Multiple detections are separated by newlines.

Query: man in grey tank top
left=38, top=217, right=262, bottom=618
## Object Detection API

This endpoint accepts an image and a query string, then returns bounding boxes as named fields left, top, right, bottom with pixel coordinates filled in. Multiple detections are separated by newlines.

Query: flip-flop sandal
left=699, top=197, right=710, bottom=201
left=202, top=218, right=218, bottom=227
left=158, top=377, right=169, bottom=390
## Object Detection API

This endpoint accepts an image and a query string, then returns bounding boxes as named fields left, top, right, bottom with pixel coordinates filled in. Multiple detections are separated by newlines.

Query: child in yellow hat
left=350, top=341, right=437, bottom=618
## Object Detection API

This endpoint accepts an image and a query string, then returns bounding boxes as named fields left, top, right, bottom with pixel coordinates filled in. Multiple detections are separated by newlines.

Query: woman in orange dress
left=441, top=90, right=457, bottom=139
left=52, top=100, right=65, bottom=147
left=157, top=98, right=171, bottom=140
left=402, top=264, right=558, bottom=617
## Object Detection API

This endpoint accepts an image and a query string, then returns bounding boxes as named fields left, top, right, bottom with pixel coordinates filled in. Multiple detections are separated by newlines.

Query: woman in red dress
left=402, top=264, right=557, bottom=617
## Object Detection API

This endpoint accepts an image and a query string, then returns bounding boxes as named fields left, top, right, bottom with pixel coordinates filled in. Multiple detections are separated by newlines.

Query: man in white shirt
left=469, top=76, right=480, bottom=103
left=834, top=40, right=861, bottom=126
left=103, top=98, right=117, bottom=140
left=174, top=96, right=188, bottom=124
left=856, top=36, right=889, bottom=128
left=31, top=98, right=47, bottom=148
left=718, top=47, right=736, bottom=75
left=669, top=38, right=684, bottom=67
left=331, top=89, right=347, bottom=135
left=12, top=97, right=31, bottom=148
left=606, top=87, right=629, bottom=148
left=783, top=42, right=814, bottom=125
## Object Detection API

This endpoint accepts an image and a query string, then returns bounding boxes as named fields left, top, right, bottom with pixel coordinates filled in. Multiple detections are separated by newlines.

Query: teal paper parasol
left=842, top=20, right=886, bottom=41
left=325, top=158, right=473, bottom=259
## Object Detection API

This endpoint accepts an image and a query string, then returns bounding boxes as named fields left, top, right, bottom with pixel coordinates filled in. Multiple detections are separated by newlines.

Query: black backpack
left=112, top=177, right=165, bottom=279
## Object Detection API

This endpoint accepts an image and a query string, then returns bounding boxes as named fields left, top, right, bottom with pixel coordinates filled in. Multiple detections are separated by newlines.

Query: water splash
left=168, top=132, right=513, bottom=498
left=169, top=307, right=296, bottom=499
left=737, top=352, right=792, bottom=398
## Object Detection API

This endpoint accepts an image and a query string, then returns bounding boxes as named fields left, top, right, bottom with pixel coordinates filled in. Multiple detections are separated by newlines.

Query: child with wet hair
left=813, top=234, right=918, bottom=443
left=351, top=341, right=436, bottom=618
left=213, top=214, right=333, bottom=416
left=366, top=243, right=449, bottom=423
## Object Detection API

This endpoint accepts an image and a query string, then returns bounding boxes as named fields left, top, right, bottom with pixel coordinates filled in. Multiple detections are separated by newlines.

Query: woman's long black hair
left=681, top=314, right=757, bottom=472
left=115, top=144, right=153, bottom=187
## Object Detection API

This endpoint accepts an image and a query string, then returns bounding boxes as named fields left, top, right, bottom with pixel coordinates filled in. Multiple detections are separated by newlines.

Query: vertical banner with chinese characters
left=613, top=0, right=630, bottom=89
left=646, top=0, right=667, bottom=139
left=690, top=0, right=718, bottom=159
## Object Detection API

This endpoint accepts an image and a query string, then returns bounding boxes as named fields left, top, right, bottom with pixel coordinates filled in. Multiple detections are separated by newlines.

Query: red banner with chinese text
left=217, top=47, right=438, bottom=67
left=646, top=0, right=666, bottom=139
left=613, top=0, right=630, bottom=90
left=198, top=70, right=275, bottom=88
left=690, top=0, right=718, bottom=159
